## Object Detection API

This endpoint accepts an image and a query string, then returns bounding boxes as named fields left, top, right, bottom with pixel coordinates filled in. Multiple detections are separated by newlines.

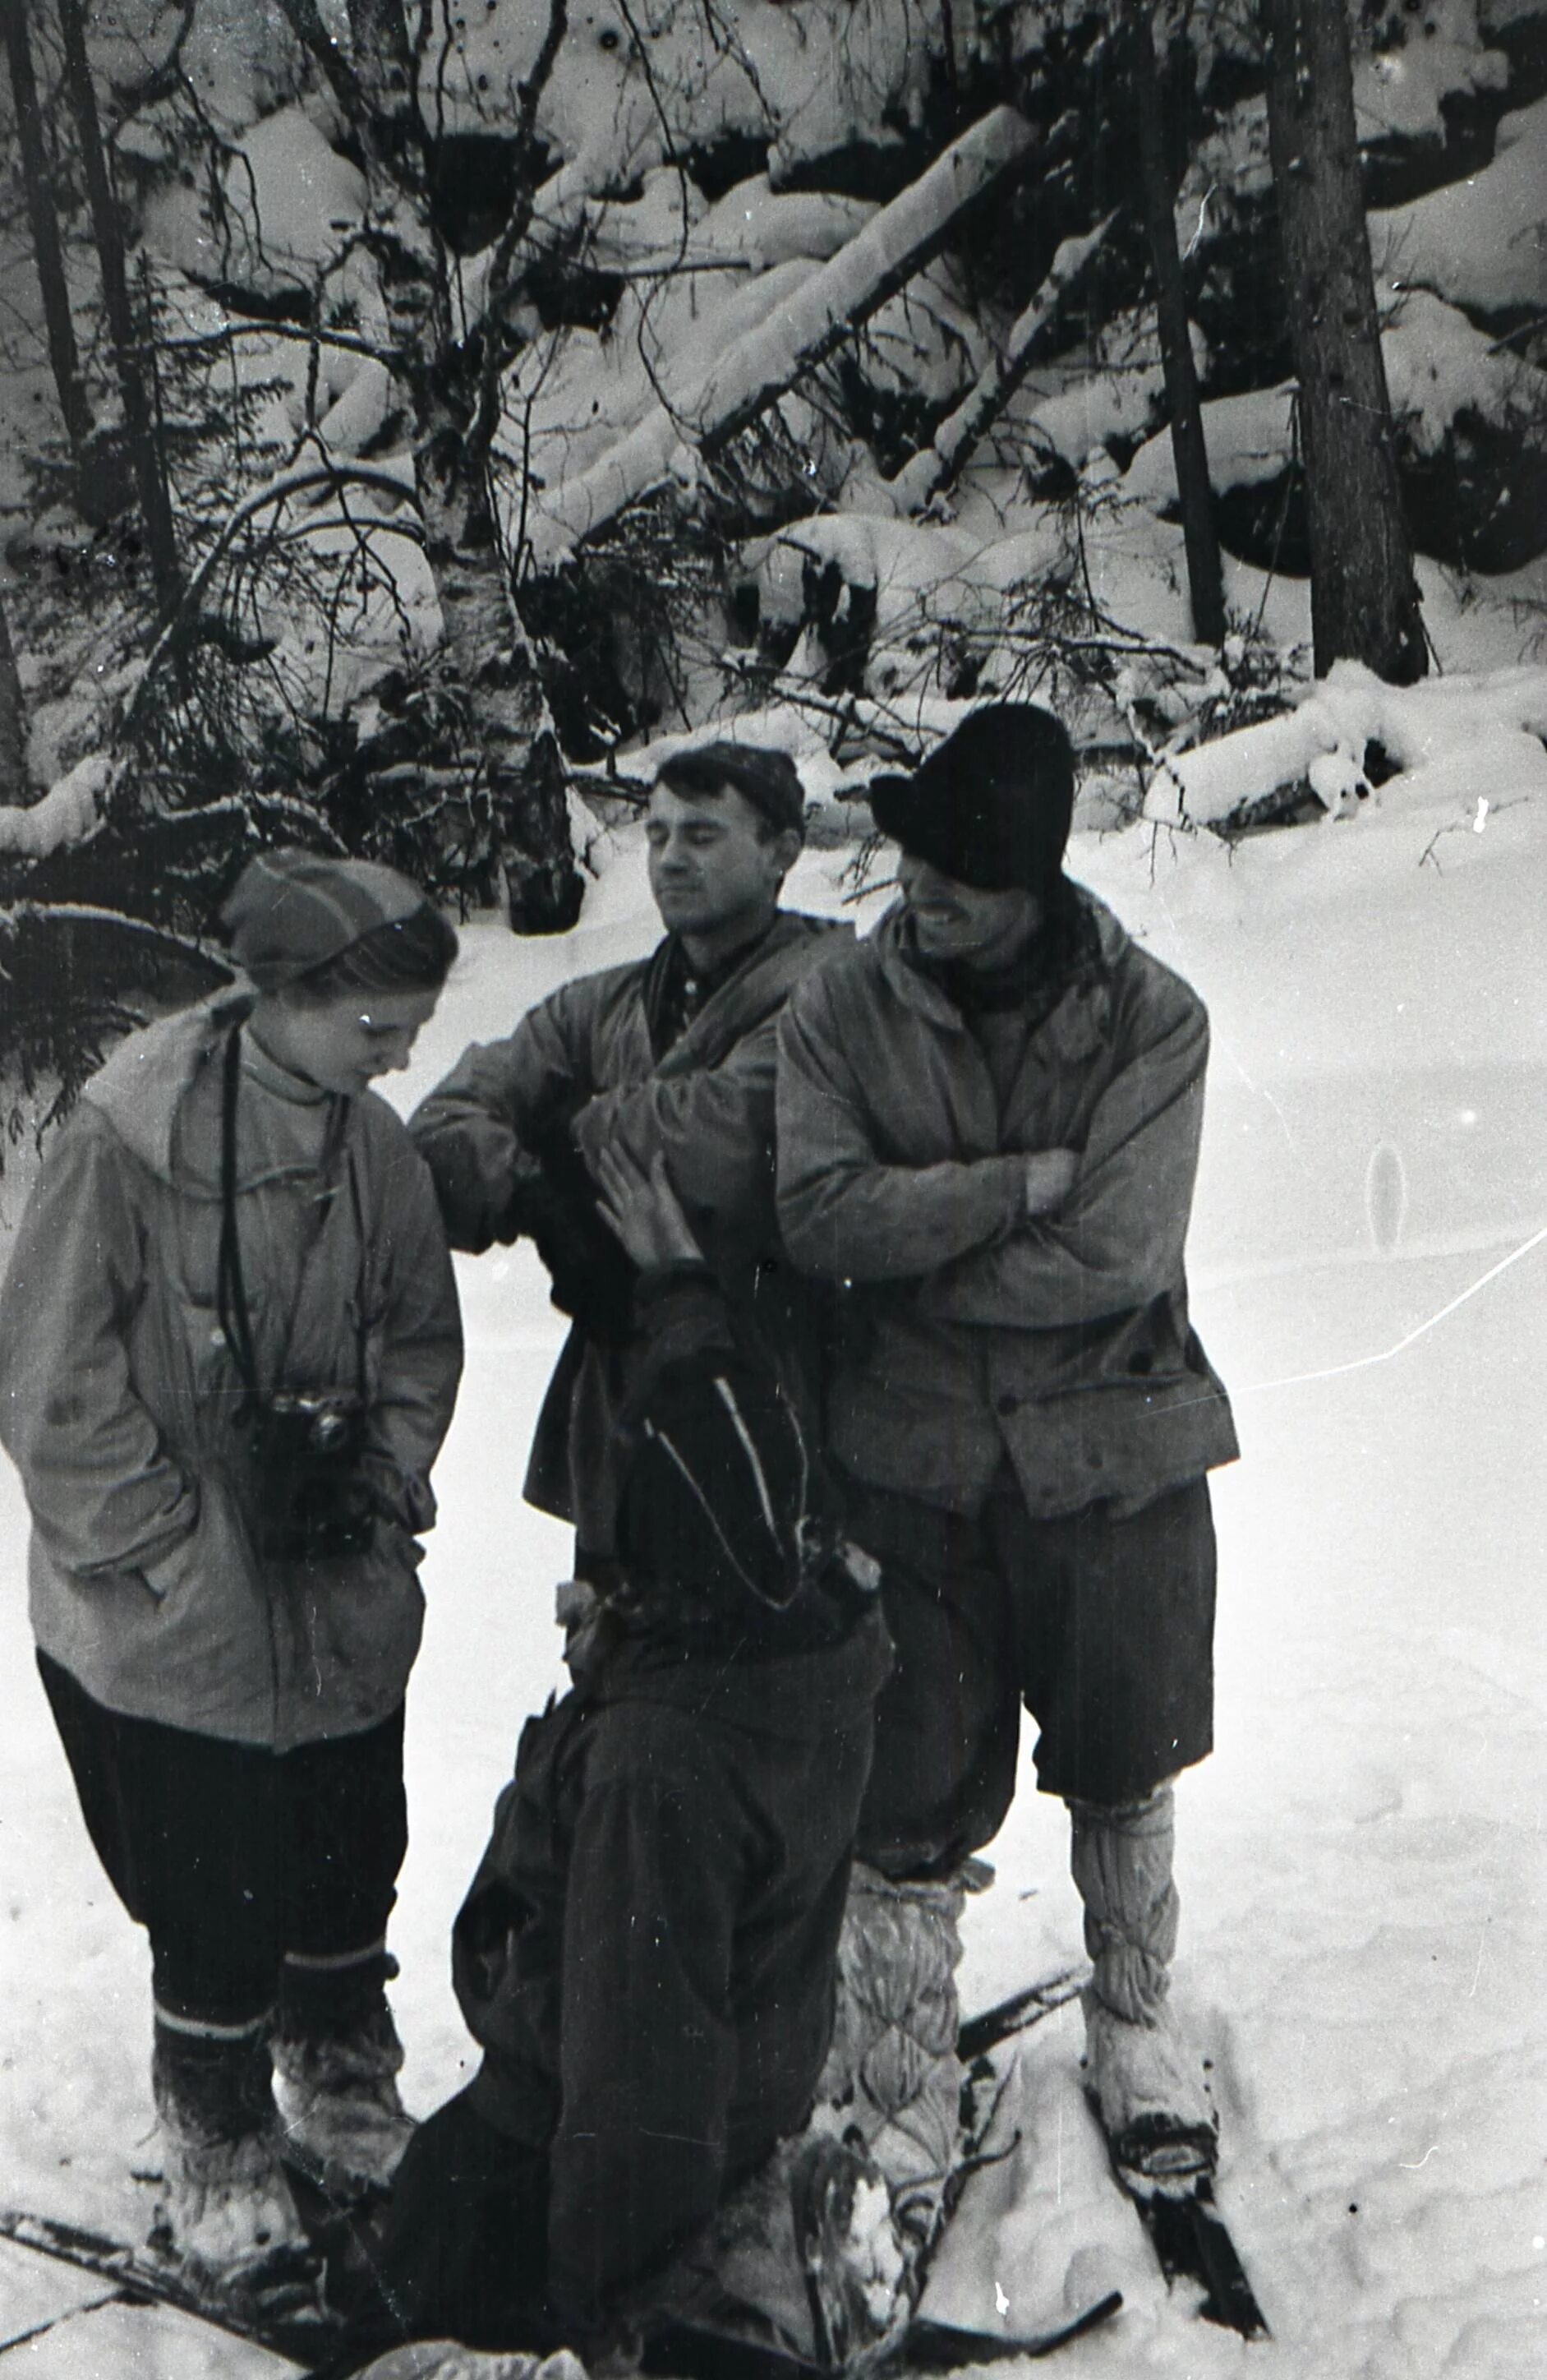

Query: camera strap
left=216, top=1026, right=264, bottom=1413
left=215, top=1025, right=371, bottom=1416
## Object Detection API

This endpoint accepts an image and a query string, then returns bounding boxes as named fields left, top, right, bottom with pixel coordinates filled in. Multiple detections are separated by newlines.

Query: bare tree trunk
left=3, top=0, right=94, bottom=454
left=279, top=0, right=580, bottom=929
left=1127, top=6, right=1224, bottom=646
left=0, top=590, right=32, bottom=804
left=1264, top=0, right=1425, bottom=683
left=57, top=0, right=181, bottom=613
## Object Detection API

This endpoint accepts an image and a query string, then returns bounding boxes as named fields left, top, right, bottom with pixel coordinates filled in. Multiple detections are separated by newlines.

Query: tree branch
left=886, top=207, right=1117, bottom=513
left=524, top=106, right=1039, bottom=570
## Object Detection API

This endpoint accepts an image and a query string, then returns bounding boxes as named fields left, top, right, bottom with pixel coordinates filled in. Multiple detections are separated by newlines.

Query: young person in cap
left=408, top=740, right=845, bottom=1578
left=0, top=851, right=463, bottom=2298
left=776, top=703, right=1240, bottom=2181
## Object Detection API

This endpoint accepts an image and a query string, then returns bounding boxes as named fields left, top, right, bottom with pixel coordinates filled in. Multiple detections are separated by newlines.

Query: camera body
left=246, top=1389, right=373, bottom=1563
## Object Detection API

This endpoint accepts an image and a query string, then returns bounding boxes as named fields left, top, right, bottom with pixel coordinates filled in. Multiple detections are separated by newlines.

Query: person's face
left=645, top=781, right=796, bottom=942
left=253, top=985, right=440, bottom=1099
left=896, top=854, right=1042, bottom=966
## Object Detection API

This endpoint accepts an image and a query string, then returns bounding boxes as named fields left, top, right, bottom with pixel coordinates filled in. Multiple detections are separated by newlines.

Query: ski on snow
left=0, top=2204, right=337, bottom=2366
left=0, top=2202, right=1121, bottom=2378
left=4, top=1961, right=1266, bottom=2373
left=956, top=1973, right=1269, bottom=2345
left=1088, top=2148, right=1269, bottom=2343
left=642, top=2298, right=1123, bottom=2380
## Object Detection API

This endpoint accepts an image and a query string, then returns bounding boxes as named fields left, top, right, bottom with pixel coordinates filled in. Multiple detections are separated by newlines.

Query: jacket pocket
left=139, top=1532, right=196, bottom=1603
left=79, top=1559, right=174, bottom=1609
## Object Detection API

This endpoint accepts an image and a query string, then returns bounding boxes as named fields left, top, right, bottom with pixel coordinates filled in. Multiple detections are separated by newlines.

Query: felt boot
left=1069, top=1787, right=1217, bottom=2187
left=274, top=1954, right=415, bottom=2199
left=150, top=2015, right=314, bottom=2298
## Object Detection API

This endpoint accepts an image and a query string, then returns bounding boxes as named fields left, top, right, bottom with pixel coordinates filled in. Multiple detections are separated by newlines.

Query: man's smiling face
left=896, top=854, right=1041, bottom=966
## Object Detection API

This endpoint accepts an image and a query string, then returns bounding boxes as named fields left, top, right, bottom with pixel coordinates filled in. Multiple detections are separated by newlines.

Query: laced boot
left=150, top=2013, right=315, bottom=2304
left=273, top=1949, right=416, bottom=2201
left=1069, top=1786, right=1217, bottom=2191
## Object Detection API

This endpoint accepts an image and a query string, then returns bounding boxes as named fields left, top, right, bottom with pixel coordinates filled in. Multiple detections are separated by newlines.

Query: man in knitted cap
left=776, top=703, right=1240, bottom=2185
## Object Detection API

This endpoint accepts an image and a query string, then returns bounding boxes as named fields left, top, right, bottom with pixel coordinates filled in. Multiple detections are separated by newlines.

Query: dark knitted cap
left=222, top=850, right=426, bottom=989
left=654, top=740, right=807, bottom=840
left=868, top=704, right=1075, bottom=894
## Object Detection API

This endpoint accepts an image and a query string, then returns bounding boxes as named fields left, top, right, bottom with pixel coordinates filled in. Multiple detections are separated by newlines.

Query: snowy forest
left=2, top=4, right=1546, bottom=2378
left=0, top=0, right=1545, bottom=1092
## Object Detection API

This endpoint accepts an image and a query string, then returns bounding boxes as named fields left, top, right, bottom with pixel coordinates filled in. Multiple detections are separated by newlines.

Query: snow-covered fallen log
left=886, top=213, right=1117, bottom=514
left=523, top=107, right=1037, bottom=571
left=1142, top=661, right=1547, bottom=827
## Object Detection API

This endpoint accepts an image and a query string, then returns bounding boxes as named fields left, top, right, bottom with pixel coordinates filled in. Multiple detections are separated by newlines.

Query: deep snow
left=3, top=0, right=1545, bottom=2368
left=2, top=742, right=1545, bottom=2376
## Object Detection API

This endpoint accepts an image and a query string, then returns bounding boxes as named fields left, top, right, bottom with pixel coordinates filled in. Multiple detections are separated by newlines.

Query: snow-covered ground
left=2, top=725, right=1545, bottom=2376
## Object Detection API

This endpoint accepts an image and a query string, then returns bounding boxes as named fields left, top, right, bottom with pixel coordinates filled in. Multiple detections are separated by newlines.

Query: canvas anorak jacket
left=776, top=895, right=1238, bottom=1520
left=0, top=996, right=462, bottom=1747
left=409, top=911, right=845, bottom=1550
left=449, top=1259, right=889, bottom=2333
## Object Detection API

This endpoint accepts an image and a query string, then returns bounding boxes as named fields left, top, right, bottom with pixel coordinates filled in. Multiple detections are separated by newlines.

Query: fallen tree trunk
left=523, top=107, right=1038, bottom=570
left=886, top=212, right=1116, bottom=514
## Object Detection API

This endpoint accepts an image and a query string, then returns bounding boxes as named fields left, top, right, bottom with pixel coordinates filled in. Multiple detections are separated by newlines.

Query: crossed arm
left=776, top=980, right=1209, bottom=1326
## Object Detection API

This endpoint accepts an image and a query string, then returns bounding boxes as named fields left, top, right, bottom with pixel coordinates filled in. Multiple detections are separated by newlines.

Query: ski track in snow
left=2, top=806, right=1545, bottom=2378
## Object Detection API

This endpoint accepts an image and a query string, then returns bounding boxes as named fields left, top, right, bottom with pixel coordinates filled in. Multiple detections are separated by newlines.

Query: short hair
left=287, top=902, right=459, bottom=1003
left=653, top=740, right=806, bottom=842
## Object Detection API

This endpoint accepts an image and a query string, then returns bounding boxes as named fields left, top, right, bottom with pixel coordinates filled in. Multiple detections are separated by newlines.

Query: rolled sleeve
left=408, top=989, right=595, bottom=1252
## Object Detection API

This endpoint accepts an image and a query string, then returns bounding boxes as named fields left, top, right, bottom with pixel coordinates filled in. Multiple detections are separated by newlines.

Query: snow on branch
left=123, top=450, right=419, bottom=728
left=886, top=213, right=1117, bottom=514
left=523, top=107, right=1038, bottom=571
left=0, top=755, right=118, bottom=860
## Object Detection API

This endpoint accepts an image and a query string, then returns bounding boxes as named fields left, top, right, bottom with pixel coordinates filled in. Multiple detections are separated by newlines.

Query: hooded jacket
left=0, top=996, right=463, bottom=1747
left=409, top=911, right=846, bottom=1552
left=776, top=894, right=1239, bottom=1520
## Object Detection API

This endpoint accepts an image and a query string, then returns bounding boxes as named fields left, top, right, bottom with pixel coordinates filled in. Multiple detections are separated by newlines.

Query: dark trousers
left=375, top=1679, right=874, bottom=2348
left=39, top=1651, right=407, bottom=2029
left=845, top=1474, right=1218, bottom=1876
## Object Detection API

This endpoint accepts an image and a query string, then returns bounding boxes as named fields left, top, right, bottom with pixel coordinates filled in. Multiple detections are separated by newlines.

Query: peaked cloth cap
left=868, top=703, right=1075, bottom=894
left=222, top=850, right=425, bottom=989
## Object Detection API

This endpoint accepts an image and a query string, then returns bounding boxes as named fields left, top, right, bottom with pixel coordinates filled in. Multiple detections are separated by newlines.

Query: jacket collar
left=83, top=992, right=349, bottom=1187
left=654, top=910, right=849, bottom=1076
left=872, top=887, right=1122, bottom=1059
